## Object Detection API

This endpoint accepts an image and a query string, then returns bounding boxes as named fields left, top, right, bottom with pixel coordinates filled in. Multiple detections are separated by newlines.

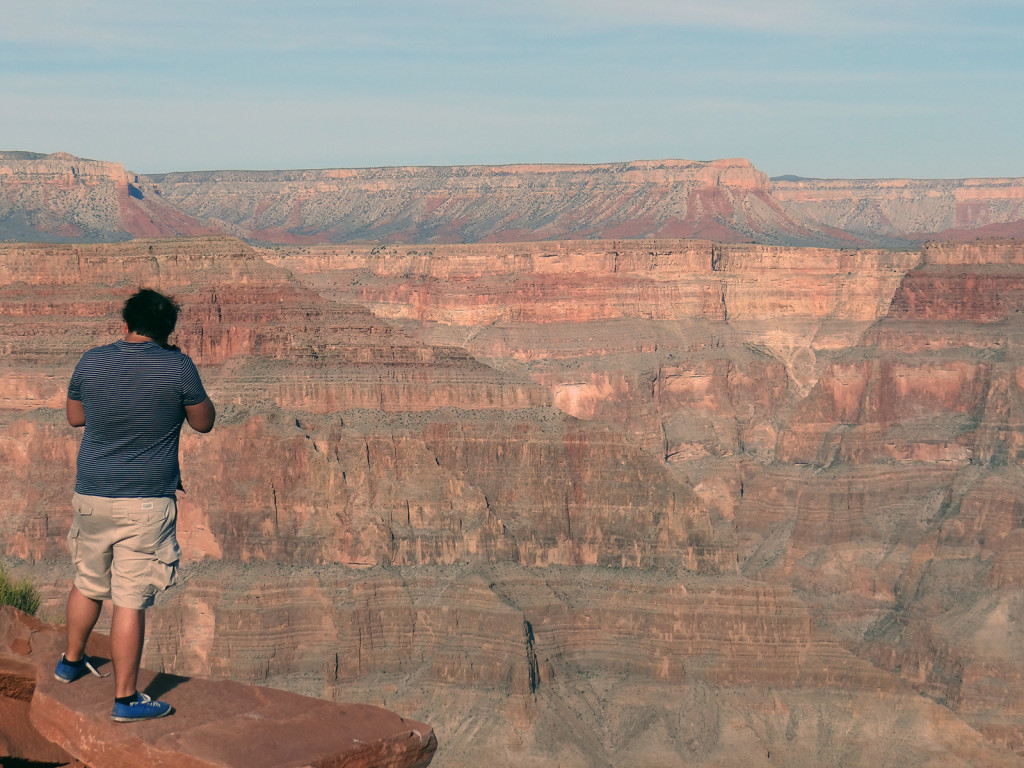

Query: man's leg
left=64, top=585, right=102, bottom=662
left=108, top=603, right=170, bottom=720
left=106, top=497, right=175, bottom=720
left=110, top=604, right=146, bottom=699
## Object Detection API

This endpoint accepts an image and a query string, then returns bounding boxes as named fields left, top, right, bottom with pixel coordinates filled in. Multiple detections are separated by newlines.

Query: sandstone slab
left=1, top=606, right=436, bottom=768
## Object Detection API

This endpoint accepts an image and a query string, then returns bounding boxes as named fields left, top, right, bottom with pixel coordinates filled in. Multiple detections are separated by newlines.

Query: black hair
left=122, top=289, right=180, bottom=344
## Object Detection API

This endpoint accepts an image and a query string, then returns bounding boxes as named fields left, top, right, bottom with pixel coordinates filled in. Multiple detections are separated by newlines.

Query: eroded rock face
left=5, top=236, right=1024, bottom=765
left=7, top=566, right=1020, bottom=768
left=9, top=150, right=1024, bottom=247
left=0, top=238, right=722, bottom=573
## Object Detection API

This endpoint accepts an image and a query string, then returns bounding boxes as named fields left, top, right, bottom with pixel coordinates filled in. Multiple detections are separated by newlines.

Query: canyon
left=3, top=151, right=1024, bottom=247
left=2, top=232, right=1024, bottom=766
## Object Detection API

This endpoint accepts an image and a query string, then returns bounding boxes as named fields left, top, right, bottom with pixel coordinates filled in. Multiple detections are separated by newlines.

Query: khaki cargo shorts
left=67, top=493, right=181, bottom=610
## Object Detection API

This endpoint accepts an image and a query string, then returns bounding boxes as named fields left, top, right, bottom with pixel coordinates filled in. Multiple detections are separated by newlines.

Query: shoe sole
left=111, top=707, right=173, bottom=723
left=54, top=656, right=107, bottom=684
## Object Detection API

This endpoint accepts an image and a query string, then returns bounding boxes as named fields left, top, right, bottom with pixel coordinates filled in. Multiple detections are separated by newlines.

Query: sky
left=2, top=0, right=1022, bottom=179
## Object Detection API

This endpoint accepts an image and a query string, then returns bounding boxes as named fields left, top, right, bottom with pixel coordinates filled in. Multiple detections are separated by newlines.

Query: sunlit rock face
left=5, top=236, right=1024, bottom=765
left=146, top=157, right=849, bottom=247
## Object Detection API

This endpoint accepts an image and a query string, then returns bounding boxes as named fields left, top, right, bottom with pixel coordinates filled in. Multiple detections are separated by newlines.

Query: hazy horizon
left=3, top=0, right=1022, bottom=179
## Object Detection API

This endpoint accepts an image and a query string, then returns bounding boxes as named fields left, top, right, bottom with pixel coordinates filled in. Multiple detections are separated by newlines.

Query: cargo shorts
left=67, top=492, right=181, bottom=610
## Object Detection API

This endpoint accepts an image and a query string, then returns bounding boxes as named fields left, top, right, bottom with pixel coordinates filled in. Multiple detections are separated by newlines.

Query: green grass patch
left=0, top=566, right=41, bottom=615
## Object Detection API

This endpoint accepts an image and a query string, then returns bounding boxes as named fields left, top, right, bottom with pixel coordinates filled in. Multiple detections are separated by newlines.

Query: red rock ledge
left=0, top=606, right=436, bottom=768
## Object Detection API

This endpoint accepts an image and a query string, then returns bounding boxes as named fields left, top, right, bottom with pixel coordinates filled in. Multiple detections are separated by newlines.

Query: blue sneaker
left=54, top=654, right=108, bottom=683
left=111, top=692, right=173, bottom=722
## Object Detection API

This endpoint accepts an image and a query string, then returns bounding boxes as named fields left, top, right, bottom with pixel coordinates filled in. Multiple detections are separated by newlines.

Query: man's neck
left=123, top=331, right=155, bottom=344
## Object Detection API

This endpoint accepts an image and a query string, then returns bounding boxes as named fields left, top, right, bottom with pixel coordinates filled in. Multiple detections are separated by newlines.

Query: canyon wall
left=268, top=236, right=1024, bottom=758
left=3, top=236, right=1024, bottom=765
left=0, top=237, right=722, bottom=573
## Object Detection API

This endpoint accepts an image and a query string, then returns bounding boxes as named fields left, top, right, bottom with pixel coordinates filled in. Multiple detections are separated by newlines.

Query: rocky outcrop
left=0, top=606, right=436, bottom=768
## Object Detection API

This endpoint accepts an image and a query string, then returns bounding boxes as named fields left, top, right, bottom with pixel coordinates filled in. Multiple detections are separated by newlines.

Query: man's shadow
left=144, top=672, right=190, bottom=700
left=87, top=657, right=190, bottom=700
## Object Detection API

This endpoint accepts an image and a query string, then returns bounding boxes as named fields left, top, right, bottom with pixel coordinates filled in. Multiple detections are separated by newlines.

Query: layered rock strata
left=7, top=562, right=1021, bottom=767
left=146, top=158, right=844, bottom=247
left=0, top=238, right=721, bottom=573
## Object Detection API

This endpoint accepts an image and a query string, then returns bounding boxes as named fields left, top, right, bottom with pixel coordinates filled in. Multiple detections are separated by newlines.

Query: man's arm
left=66, top=398, right=86, bottom=427
left=185, top=397, right=216, bottom=433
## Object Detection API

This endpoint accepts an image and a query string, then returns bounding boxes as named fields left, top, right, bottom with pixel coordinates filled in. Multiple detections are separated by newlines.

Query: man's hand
left=185, top=397, right=216, bottom=433
left=66, top=398, right=86, bottom=427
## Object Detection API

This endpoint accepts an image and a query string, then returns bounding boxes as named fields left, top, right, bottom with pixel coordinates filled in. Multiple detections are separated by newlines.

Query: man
left=54, top=288, right=215, bottom=722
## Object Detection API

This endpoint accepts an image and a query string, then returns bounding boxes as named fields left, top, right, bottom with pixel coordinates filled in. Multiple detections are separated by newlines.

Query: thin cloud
left=495, top=0, right=1023, bottom=37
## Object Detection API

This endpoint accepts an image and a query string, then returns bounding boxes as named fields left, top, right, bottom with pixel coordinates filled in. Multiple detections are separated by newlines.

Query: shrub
left=0, top=567, right=41, bottom=615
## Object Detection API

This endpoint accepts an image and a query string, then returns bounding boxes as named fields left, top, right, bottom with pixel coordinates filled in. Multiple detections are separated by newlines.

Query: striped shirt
left=68, top=340, right=208, bottom=498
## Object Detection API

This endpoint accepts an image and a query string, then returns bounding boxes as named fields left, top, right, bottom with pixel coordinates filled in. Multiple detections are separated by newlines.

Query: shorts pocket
left=155, top=538, right=182, bottom=567
left=66, top=525, right=81, bottom=565
left=72, top=494, right=93, bottom=516
left=154, top=538, right=181, bottom=590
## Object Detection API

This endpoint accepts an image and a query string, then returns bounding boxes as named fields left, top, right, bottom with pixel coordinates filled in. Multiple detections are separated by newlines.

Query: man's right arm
left=185, top=397, right=216, bottom=433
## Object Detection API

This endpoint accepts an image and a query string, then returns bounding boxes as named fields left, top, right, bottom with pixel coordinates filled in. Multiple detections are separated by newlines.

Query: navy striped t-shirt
left=68, top=340, right=208, bottom=498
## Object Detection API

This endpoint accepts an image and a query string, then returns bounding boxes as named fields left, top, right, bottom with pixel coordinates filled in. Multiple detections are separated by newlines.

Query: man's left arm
left=185, top=397, right=216, bottom=433
left=180, top=354, right=214, bottom=433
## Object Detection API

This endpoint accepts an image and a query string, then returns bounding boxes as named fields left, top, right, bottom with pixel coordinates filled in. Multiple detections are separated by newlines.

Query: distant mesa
left=3, top=150, right=1023, bottom=246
